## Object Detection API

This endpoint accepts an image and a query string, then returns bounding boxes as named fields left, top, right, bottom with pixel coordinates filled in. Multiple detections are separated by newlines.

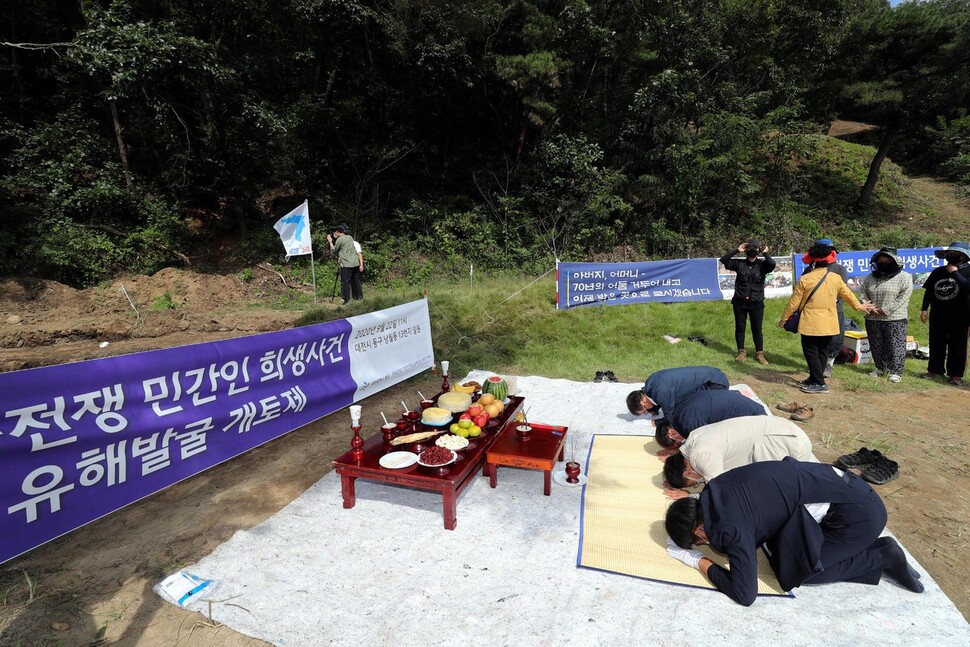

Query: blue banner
left=792, top=247, right=944, bottom=289
left=0, top=300, right=434, bottom=564
left=557, top=259, right=722, bottom=309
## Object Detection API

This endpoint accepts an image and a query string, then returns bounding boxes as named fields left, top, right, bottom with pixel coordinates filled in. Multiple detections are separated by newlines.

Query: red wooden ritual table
left=332, top=395, right=524, bottom=530
left=485, top=422, right=568, bottom=496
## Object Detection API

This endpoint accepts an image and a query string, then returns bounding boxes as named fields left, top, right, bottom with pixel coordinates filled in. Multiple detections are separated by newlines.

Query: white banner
left=348, top=299, right=435, bottom=401
left=273, top=200, right=313, bottom=259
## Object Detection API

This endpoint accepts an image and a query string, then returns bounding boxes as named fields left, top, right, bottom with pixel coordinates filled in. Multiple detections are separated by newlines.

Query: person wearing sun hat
left=920, top=241, right=970, bottom=386
left=813, top=238, right=850, bottom=378
left=779, top=242, right=876, bottom=394
left=859, top=247, right=914, bottom=383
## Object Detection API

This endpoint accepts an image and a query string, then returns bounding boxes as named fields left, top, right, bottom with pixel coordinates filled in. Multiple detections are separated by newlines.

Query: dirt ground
left=0, top=269, right=968, bottom=646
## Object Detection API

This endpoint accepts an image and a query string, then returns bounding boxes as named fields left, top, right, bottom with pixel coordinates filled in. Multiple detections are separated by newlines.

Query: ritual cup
left=381, top=423, right=397, bottom=443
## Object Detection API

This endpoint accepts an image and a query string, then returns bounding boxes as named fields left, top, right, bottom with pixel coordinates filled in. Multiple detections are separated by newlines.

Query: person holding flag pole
left=272, top=200, right=317, bottom=301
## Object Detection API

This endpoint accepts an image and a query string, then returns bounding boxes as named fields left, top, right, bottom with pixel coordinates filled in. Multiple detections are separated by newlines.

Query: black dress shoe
left=604, top=370, right=619, bottom=382
left=594, top=371, right=604, bottom=383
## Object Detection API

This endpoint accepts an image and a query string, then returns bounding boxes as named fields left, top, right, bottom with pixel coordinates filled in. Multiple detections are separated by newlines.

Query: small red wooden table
left=332, top=395, right=524, bottom=530
left=485, top=422, right=568, bottom=495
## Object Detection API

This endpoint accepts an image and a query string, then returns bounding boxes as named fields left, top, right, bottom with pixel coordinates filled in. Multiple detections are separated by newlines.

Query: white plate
left=435, top=435, right=469, bottom=451
left=417, top=448, right=457, bottom=468
left=553, top=470, right=588, bottom=487
left=379, top=452, right=418, bottom=469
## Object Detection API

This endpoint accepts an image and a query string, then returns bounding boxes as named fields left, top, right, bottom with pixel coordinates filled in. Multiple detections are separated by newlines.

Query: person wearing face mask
left=858, top=247, right=914, bottom=383
left=920, top=242, right=970, bottom=386
left=720, top=239, right=775, bottom=365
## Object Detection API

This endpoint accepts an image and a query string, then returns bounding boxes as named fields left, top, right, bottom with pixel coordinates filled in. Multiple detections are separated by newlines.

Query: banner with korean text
left=557, top=259, right=726, bottom=309
left=0, top=299, right=433, bottom=564
left=792, top=247, right=943, bottom=289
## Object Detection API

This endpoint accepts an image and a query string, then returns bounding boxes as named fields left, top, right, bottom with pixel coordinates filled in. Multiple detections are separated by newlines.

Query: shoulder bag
left=783, top=272, right=829, bottom=333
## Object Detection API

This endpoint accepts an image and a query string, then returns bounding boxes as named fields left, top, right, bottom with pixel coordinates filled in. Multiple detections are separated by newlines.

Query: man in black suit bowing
left=664, top=458, right=923, bottom=606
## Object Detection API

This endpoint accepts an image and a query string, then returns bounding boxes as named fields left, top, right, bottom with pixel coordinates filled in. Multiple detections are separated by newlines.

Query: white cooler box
left=844, top=331, right=918, bottom=364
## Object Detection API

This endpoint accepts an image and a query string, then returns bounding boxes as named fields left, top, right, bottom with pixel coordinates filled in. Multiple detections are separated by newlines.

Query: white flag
left=273, top=200, right=312, bottom=259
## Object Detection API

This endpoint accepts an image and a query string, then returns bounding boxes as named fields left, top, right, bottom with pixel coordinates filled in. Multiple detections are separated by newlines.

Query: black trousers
left=801, top=334, right=833, bottom=385
left=732, top=299, right=765, bottom=351
left=927, top=317, right=969, bottom=378
left=339, top=267, right=355, bottom=302
left=803, top=487, right=888, bottom=586
left=825, top=305, right=846, bottom=359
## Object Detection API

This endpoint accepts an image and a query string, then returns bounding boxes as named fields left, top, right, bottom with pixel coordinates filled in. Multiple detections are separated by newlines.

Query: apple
left=473, top=413, right=489, bottom=428
left=459, top=412, right=472, bottom=421
left=468, top=404, right=483, bottom=417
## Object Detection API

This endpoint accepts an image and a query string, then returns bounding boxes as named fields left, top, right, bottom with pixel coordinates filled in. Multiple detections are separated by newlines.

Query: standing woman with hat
left=720, top=239, right=775, bottom=365
left=920, top=241, right=970, bottom=386
left=779, top=242, right=875, bottom=394
left=858, top=247, right=914, bottom=383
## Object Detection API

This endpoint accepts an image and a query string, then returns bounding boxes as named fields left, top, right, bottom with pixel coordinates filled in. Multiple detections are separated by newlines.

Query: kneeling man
left=658, top=390, right=767, bottom=451
left=664, top=458, right=924, bottom=606
left=626, top=366, right=728, bottom=417
left=663, top=416, right=814, bottom=497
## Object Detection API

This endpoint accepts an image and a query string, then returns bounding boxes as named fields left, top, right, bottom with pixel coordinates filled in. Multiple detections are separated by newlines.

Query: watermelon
left=481, top=376, right=508, bottom=402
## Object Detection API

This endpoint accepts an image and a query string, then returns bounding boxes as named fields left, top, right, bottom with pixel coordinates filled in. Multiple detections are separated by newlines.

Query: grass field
left=297, top=275, right=943, bottom=396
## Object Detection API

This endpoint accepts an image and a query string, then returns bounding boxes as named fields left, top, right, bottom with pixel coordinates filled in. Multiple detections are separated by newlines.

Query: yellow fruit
left=468, top=425, right=482, bottom=437
left=493, top=400, right=505, bottom=413
left=455, top=427, right=470, bottom=438
left=484, top=403, right=500, bottom=418
left=478, top=393, right=495, bottom=406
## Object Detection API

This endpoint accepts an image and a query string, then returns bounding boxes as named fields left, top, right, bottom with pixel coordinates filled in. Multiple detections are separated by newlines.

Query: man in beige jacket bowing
left=663, top=415, right=815, bottom=498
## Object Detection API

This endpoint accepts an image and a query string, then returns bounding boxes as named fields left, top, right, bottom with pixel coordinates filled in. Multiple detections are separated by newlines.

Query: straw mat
left=578, top=434, right=788, bottom=596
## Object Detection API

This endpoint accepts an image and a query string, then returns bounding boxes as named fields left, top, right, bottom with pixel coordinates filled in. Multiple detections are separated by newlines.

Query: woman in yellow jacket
left=779, top=243, right=876, bottom=394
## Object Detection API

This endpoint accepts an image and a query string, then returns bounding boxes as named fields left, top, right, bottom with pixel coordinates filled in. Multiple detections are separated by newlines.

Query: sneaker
left=775, top=401, right=807, bottom=413
left=888, top=374, right=902, bottom=383
left=341, top=300, right=350, bottom=305
left=835, top=447, right=881, bottom=469
left=862, top=455, right=899, bottom=485
left=949, top=376, right=964, bottom=386
left=800, top=383, right=829, bottom=394
left=604, top=370, right=619, bottom=383
left=869, top=369, right=885, bottom=378
left=921, top=372, right=941, bottom=380
left=823, top=365, right=833, bottom=378
left=593, top=371, right=604, bottom=383
left=790, top=406, right=815, bottom=422
left=794, top=378, right=812, bottom=387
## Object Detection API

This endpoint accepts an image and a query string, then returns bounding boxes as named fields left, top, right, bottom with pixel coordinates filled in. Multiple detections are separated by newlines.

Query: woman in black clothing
left=920, top=241, right=970, bottom=386
left=720, top=239, right=776, bottom=365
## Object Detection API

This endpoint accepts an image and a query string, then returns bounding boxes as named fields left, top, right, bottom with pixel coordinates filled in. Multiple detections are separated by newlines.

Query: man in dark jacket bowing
left=626, top=366, right=729, bottom=417
left=664, top=458, right=923, bottom=606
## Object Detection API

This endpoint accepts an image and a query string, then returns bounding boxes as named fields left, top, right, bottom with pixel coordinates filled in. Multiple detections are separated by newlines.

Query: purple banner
left=1, top=319, right=358, bottom=564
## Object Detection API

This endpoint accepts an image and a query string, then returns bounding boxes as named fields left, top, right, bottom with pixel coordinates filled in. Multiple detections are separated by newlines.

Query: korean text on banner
left=0, top=299, right=434, bottom=565
left=273, top=200, right=313, bottom=259
left=557, top=259, right=721, bottom=309
left=792, top=247, right=943, bottom=287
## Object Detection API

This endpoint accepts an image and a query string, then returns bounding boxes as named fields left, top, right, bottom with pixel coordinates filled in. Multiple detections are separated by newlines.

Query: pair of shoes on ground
left=835, top=447, right=899, bottom=485
left=775, top=401, right=814, bottom=421
left=594, top=370, right=618, bottom=383
left=799, top=382, right=829, bottom=394
left=736, top=349, right=770, bottom=365
left=921, top=371, right=963, bottom=386
left=869, top=369, right=902, bottom=383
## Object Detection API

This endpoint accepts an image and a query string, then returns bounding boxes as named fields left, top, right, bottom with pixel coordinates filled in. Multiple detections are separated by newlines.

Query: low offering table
left=485, top=422, right=568, bottom=495
left=332, top=394, right=525, bottom=530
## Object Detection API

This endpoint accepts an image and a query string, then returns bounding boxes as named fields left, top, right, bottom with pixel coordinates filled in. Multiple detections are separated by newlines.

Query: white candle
left=441, top=360, right=449, bottom=375
left=349, top=405, right=362, bottom=423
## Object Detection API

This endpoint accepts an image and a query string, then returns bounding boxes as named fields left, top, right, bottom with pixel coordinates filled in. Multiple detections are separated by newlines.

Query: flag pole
left=310, top=251, right=318, bottom=303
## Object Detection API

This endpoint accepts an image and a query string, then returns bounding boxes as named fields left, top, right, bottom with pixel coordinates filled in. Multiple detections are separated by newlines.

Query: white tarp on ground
left=162, top=373, right=970, bottom=646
